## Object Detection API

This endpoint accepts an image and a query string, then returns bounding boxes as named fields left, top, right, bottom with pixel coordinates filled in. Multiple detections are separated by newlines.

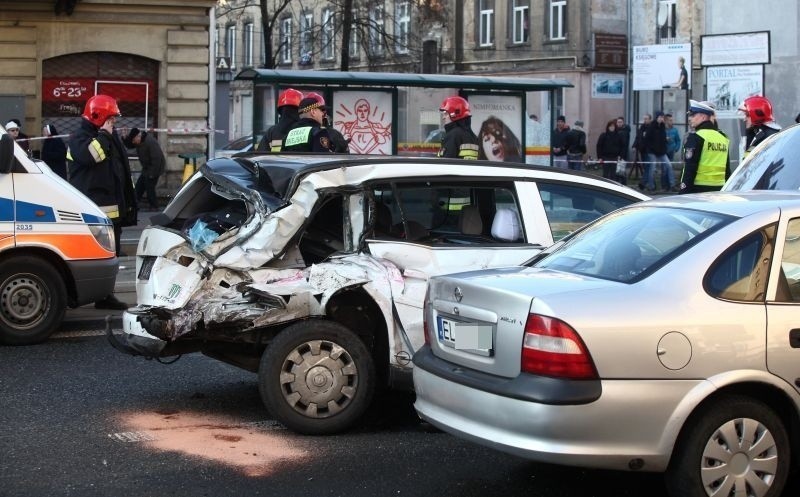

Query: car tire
left=0, top=256, right=67, bottom=345
left=258, top=320, right=375, bottom=435
left=665, top=395, right=790, bottom=497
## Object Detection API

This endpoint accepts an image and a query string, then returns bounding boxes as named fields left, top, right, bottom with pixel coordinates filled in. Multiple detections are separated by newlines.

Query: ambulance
left=0, top=123, right=117, bottom=345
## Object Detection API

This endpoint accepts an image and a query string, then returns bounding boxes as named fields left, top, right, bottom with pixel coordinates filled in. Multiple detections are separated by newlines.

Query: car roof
left=207, top=154, right=645, bottom=201
left=642, top=190, right=800, bottom=217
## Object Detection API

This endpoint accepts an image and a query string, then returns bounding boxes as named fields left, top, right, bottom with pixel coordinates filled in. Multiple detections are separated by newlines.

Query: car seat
left=459, top=205, right=483, bottom=235
left=491, top=208, right=521, bottom=242
left=599, top=239, right=641, bottom=280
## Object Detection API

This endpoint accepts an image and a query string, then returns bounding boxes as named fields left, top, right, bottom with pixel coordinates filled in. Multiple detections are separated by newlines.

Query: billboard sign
left=701, top=31, right=770, bottom=66
left=706, top=65, right=764, bottom=119
left=633, top=43, right=691, bottom=91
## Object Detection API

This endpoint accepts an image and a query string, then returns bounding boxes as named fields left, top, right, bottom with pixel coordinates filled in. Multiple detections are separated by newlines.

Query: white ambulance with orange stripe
left=0, top=123, right=118, bottom=345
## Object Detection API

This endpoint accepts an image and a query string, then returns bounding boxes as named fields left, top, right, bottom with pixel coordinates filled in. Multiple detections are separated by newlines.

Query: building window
left=548, top=0, right=566, bottom=41
left=478, top=0, right=494, bottom=47
left=349, top=8, right=360, bottom=58
left=280, top=17, right=292, bottom=64
left=511, top=0, right=529, bottom=44
left=243, top=22, right=254, bottom=67
left=300, top=12, right=313, bottom=65
left=657, top=0, right=677, bottom=42
left=369, top=3, right=385, bottom=56
left=322, top=8, right=335, bottom=60
left=225, top=24, right=236, bottom=69
left=395, top=1, right=410, bottom=54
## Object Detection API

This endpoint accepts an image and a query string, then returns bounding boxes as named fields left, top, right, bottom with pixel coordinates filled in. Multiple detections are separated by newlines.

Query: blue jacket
left=666, top=126, right=681, bottom=158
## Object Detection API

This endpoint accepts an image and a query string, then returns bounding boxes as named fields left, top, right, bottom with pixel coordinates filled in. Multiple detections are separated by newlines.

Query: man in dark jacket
left=257, top=88, right=302, bottom=152
left=551, top=115, right=570, bottom=168
left=564, top=120, right=587, bottom=170
left=67, top=94, right=137, bottom=310
left=644, top=111, right=675, bottom=192
left=437, top=96, right=479, bottom=159
left=41, top=123, right=67, bottom=180
left=738, top=95, right=781, bottom=158
left=126, top=128, right=165, bottom=210
left=282, top=95, right=335, bottom=153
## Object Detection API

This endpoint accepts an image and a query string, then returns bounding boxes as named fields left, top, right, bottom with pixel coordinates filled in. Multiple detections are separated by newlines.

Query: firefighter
left=738, top=95, right=782, bottom=157
left=437, top=96, right=479, bottom=160
left=257, top=88, right=303, bottom=152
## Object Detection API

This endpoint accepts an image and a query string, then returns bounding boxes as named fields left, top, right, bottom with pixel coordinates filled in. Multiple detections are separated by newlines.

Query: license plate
left=437, top=316, right=492, bottom=353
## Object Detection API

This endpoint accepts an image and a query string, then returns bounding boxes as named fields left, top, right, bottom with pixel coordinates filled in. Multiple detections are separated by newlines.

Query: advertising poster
left=468, top=94, right=524, bottom=162
left=706, top=65, right=763, bottom=118
left=592, top=73, right=625, bottom=99
left=331, top=91, right=393, bottom=155
left=632, top=43, right=691, bottom=91
left=701, top=32, right=770, bottom=66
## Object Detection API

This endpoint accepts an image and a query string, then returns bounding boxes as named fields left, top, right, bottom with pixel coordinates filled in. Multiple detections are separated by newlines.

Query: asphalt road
left=0, top=331, right=683, bottom=497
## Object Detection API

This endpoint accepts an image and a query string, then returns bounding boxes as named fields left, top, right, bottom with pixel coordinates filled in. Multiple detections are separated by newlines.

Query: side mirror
left=0, top=133, right=15, bottom=174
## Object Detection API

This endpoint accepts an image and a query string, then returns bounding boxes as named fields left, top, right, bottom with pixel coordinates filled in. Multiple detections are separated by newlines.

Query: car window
left=706, top=225, right=776, bottom=302
left=537, top=182, right=637, bottom=241
left=222, top=136, right=254, bottom=151
left=299, top=194, right=345, bottom=264
left=777, top=218, right=800, bottom=302
left=369, top=182, right=523, bottom=244
left=537, top=206, right=732, bottom=283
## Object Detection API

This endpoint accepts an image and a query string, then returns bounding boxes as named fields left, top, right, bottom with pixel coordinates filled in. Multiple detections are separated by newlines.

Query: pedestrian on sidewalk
left=126, top=127, right=165, bottom=210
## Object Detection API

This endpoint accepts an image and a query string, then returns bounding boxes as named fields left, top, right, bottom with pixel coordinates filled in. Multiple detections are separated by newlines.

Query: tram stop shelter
left=234, top=69, right=572, bottom=164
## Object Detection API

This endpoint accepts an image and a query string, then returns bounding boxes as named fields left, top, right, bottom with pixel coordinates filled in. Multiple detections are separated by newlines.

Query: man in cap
left=281, top=94, right=334, bottom=153
left=5, top=120, right=31, bottom=155
left=679, top=100, right=730, bottom=194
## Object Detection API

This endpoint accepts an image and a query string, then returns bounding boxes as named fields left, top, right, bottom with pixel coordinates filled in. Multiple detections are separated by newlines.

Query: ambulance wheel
left=259, top=320, right=375, bottom=435
left=0, top=256, right=67, bottom=345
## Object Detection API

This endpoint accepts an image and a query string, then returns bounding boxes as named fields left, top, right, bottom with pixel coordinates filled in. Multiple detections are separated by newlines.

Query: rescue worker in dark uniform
left=281, top=94, right=334, bottom=153
left=305, top=91, right=350, bottom=153
left=437, top=96, right=479, bottom=160
left=67, top=94, right=137, bottom=309
left=738, top=95, right=781, bottom=158
left=679, top=100, right=730, bottom=194
left=257, top=88, right=302, bottom=152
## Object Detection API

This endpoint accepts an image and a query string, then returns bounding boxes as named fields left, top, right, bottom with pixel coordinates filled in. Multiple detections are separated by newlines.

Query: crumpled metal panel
left=161, top=253, right=405, bottom=341
left=213, top=180, right=318, bottom=269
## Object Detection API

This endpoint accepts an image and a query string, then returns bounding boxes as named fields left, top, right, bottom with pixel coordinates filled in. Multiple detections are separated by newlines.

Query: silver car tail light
left=521, top=314, right=598, bottom=380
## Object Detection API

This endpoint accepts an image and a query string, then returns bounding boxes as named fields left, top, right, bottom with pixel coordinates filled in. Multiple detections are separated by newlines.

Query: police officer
left=437, top=96, right=479, bottom=159
left=281, top=94, right=334, bottom=153
left=679, top=100, right=730, bottom=194
left=738, top=95, right=781, bottom=157
left=67, top=94, right=136, bottom=309
left=257, top=88, right=302, bottom=152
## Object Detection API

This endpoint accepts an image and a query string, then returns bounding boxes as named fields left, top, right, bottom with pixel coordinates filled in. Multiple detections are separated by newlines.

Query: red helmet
left=277, top=88, right=303, bottom=108
left=83, top=94, right=121, bottom=127
left=304, top=92, right=326, bottom=106
left=739, top=95, right=774, bottom=125
left=439, top=96, right=471, bottom=121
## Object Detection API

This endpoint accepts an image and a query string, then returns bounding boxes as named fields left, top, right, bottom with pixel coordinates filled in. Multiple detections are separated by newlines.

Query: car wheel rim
left=0, top=274, right=49, bottom=330
left=279, top=339, right=358, bottom=419
left=701, top=417, right=778, bottom=497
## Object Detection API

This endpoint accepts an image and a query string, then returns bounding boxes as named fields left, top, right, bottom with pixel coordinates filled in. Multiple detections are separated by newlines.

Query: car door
left=766, top=213, right=800, bottom=394
left=365, top=180, right=541, bottom=352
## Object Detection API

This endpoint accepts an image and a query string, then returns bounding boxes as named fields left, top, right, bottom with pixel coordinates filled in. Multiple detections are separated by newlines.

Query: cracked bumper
left=106, top=309, right=168, bottom=357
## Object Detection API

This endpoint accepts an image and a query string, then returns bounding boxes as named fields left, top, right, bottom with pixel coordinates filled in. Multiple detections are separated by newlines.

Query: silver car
left=414, top=192, right=800, bottom=497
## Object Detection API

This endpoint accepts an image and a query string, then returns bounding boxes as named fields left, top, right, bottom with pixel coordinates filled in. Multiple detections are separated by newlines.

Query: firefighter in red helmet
left=257, top=88, right=303, bottom=152
left=738, top=95, right=782, bottom=157
left=437, top=96, right=479, bottom=159
left=66, top=94, right=136, bottom=310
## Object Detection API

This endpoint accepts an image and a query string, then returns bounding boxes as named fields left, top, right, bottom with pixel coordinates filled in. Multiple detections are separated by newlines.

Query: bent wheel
left=666, top=395, right=789, bottom=497
left=259, top=320, right=375, bottom=435
left=0, top=256, right=67, bottom=345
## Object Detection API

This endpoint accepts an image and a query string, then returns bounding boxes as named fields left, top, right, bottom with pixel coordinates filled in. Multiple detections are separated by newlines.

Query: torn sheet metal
left=154, top=253, right=403, bottom=341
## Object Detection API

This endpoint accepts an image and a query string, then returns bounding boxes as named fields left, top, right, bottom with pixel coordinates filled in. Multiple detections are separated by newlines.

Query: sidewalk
left=61, top=215, right=152, bottom=331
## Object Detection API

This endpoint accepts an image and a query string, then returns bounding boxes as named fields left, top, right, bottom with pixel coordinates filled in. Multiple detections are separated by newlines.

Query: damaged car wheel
left=259, top=320, right=375, bottom=435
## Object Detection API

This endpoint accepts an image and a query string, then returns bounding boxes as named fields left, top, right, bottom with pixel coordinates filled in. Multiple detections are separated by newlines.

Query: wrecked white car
left=109, top=155, right=648, bottom=434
